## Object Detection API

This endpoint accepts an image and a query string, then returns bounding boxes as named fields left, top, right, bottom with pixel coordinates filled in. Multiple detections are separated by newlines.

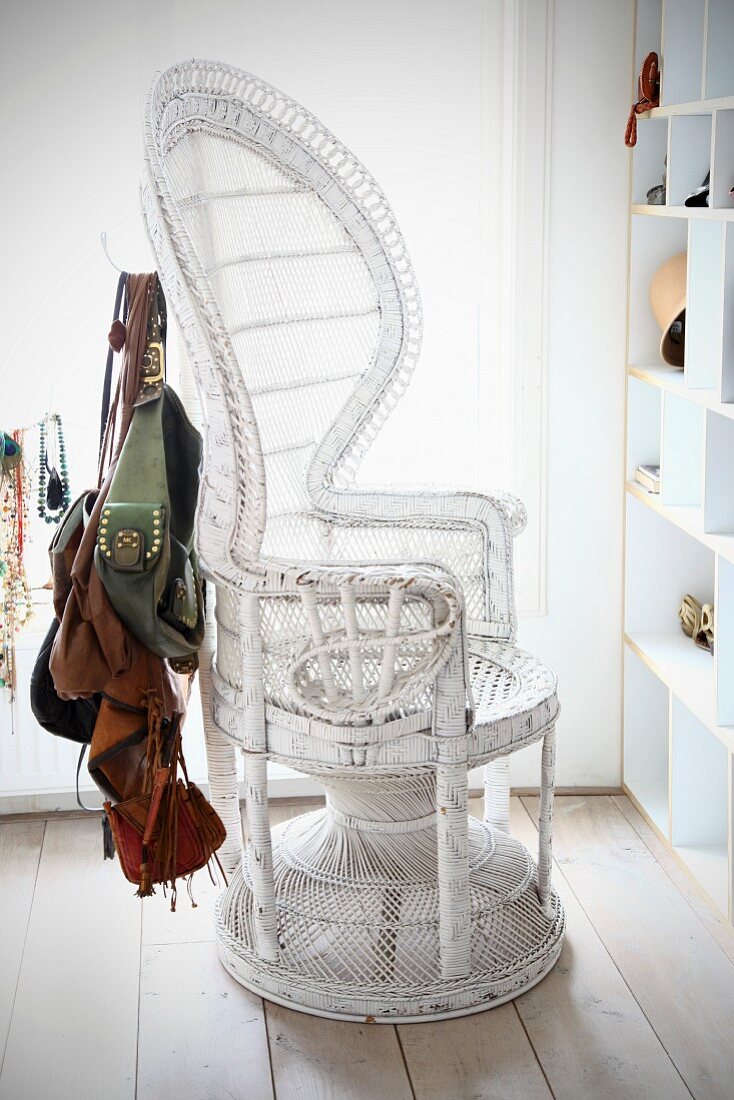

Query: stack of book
left=635, top=464, right=660, bottom=493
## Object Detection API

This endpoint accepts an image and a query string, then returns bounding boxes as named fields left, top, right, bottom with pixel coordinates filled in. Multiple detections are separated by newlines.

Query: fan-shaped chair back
left=144, top=60, right=422, bottom=575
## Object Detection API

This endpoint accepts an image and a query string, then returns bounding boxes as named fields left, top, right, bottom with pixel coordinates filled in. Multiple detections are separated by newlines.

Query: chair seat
left=212, top=637, right=557, bottom=770
left=467, top=640, right=559, bottom=762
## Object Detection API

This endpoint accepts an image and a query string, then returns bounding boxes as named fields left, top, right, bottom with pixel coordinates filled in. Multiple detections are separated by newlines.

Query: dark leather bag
left=29, top=620, right=100, bottom=744
left=49, top=275, right=157, bottom=699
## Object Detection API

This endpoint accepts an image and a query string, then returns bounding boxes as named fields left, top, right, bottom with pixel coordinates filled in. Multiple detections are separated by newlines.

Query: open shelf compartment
left=624, top=647, right=670, bottom=836
left=667, top=113, right=711, bottom=207
left=660, top=0, right=705, bottom=107
left=704, top=409, right=734, bottom=532
left=671, top=697, right=730, bottom=915
left=632, top=117, right=668, bottom=206
left=686, top=219, right=724, bottom=390
left=705, top=0, right=734, bottom=100
left=625, top=494, right=715, bottom=719
left=715, top=557, right=734, bottom=728
left=711, top=111, right=734, bottom=209
left=661, top=390, right=704, bottom=505
left=627, top=375, right=661, bottom=486
left=629, top=214, right=688, bottom=367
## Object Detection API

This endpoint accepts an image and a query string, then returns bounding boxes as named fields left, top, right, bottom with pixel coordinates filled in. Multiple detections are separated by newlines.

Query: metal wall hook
left=100, top=231, right=124, bottom=273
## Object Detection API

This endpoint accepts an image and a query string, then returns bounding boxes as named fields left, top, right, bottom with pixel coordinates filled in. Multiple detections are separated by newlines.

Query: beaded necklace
left=0, top=430, right=33, bottom=699
left=37, top=413, right=71, bottom=523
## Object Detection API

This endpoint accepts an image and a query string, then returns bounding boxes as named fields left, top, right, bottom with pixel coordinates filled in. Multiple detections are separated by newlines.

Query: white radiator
left=0, top=625, right=317, bottom=813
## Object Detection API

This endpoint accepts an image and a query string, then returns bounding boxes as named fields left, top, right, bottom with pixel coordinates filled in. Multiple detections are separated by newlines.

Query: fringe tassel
left=136, top=843, right=155, bottom=898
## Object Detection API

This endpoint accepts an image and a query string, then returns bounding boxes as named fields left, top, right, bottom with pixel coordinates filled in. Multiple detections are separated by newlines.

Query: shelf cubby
left=661, top=391, right=704, bottom=504
left=660, top=0, right=706, bottom=106
left=719, top=224, right=734, bottom=402
left=627, top=375, right=661, bottom=482
left=635, top=0, right=662, bottom=74
left=704, top=0, right=734, bottom=101
left=629, top=213, right=688, bottom=366
left=624, top=647, right=670, bottom=836
left=671, top=697, right=730, bottom=913
left=704, top=410, right=734, bottom=531
left=625, top=495, right=715, bottom=730
left=632, top=117, right=668, bottom=205
left=667, top=113, right=711, bottom=206
left=715, top=556, right=734, bottom=727
left=685, top=219, right=724, bottom=389
left=626, top=493, right=714, bottom=634
left=710, top=110, right=734, bottom=208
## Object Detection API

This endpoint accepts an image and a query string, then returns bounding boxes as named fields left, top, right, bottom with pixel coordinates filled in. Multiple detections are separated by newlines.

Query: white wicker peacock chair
left=143, top=59, right=564, bottom=1022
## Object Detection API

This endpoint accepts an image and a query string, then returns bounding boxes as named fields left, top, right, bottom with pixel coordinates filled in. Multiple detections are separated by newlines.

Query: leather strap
left=99, top=272, right=129, bottom=454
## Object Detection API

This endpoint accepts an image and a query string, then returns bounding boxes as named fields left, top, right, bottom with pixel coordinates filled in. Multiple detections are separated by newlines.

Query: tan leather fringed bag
left=88, top=645, right=187, bottom=804
left=50, top=275, right=158, bottom=698
left=90, top=647, right=225, bottom=905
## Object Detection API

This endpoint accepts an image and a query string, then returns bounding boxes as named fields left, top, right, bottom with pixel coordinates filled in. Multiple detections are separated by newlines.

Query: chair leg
left=435, top=631, right=471, bottom=980
left=537, top=726, right=556, bottom=915
left=202, top=722, right=244, bottom=878
left=436, top=751, right=471, bottom=980
left=244, top=752, right=279, bottom=962
left=483, top=757, right=510, bottom=834
left=198, top=589, right=244, bottom=877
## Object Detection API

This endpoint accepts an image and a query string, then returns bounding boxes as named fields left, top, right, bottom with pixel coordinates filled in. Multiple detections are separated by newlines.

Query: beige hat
left=650, top=251, right=687, bottom=366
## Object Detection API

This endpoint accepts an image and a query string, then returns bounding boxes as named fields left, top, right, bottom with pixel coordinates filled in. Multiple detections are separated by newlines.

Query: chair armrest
left=254, top=558, right=467, bottom=726
left=308, top=487, right=525, bottom=642
left=318, top=487, right=526, bottom=537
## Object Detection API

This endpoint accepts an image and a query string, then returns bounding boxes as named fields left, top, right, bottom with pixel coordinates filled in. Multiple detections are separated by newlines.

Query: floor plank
left=138, top=940, right=273, bottom=1100
left=142, top=866, right=222, bottom=947
left=509, top=798, right=690, bottom=1100
left=0, top=821, right=44, bottom=1071
left=523, top=794, right=734, bottom=1100
left=266, top=1005, right=413, bottom=1100
left=4, top=795, right=734, bottom=1099
left=398, top=1006, right=552, bottom=1100
left=394, top=798, right=550, bottom=1100
left=613, top=794, right=734, bottom=966
left=0, top=818, right=141, bottom=1100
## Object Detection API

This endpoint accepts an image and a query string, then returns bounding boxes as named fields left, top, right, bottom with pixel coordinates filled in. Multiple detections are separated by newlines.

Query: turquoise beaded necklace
left=37, top=414, right=71, bottom=524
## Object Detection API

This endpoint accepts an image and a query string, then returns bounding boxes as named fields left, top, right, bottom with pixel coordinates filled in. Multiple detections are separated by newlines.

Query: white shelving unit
left=624, top=0, right=734, bottom=926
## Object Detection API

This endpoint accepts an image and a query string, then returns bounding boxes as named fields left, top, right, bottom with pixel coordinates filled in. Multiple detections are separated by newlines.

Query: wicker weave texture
left=143, top=58, right=563, bottom=1021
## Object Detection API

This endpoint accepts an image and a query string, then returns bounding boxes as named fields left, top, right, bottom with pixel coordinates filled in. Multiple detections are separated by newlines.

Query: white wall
left=514, top=0, right=633, bottom=787
left=0, top=0, right=632, bottom=800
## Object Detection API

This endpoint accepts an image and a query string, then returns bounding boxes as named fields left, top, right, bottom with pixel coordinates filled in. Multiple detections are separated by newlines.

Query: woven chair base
left=216, top=804, right=565, bottom=1022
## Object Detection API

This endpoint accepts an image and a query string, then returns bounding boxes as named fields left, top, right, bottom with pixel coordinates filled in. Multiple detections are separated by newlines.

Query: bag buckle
left=169, top=654, right=199, bottom=675
left=136, top=339, right=165, bottom=405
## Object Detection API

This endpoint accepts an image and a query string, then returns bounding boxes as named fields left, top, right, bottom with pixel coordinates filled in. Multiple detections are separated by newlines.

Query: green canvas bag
left=94, top=276, right=204, bottom=670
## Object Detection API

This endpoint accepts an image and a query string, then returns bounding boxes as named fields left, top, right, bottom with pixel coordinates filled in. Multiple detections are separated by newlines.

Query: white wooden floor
left=2, top=794, right=734, bottom=1100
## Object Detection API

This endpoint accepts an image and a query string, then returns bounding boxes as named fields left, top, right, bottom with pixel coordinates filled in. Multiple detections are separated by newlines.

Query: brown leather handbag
left=625, top=52, right=661, bottom=147
left=89, top=646, right=225, bottom=905
left=103, top=714, right=227, bottom=906
left=88, top=646, right=185, bottom=803
left=50, top=275, right=159, bottom=698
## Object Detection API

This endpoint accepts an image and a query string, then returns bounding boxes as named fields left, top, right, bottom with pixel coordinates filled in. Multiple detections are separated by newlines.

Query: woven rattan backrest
left=144, top=61, right=422, bottom=569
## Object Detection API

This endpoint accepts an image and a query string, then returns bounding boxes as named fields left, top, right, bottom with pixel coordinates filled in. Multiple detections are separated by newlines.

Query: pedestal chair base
left=216, top=804, right=565, bottom=1023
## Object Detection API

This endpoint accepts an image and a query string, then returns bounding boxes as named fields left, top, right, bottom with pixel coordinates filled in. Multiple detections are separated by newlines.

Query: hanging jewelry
left=37, top=414, right=71, bottom=524
left=0, top=429, right=34, bottom=699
